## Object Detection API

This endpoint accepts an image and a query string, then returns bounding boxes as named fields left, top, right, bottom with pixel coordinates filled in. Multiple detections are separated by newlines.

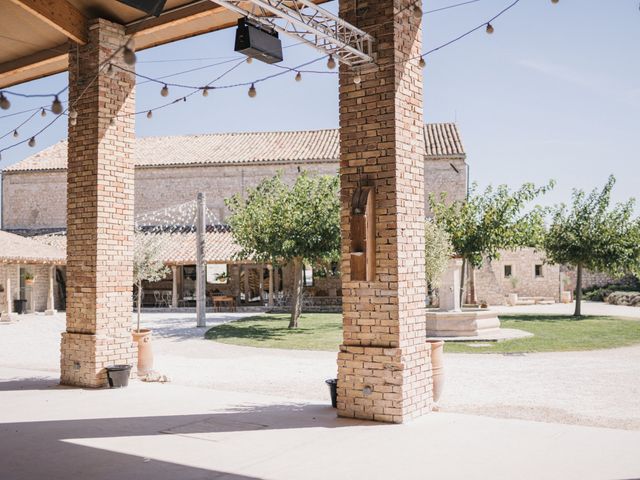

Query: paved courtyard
left=1, top=303, right=640, bottom=478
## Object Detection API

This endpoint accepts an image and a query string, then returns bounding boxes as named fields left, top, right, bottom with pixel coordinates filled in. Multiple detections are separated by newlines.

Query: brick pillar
left=337, top=0, right=431, bottom=423
left=61, top=19, right=136, bottom=387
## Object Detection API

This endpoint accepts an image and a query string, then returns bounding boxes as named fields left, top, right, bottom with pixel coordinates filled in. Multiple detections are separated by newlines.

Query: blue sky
left=0, top=0, right=638, bottom=211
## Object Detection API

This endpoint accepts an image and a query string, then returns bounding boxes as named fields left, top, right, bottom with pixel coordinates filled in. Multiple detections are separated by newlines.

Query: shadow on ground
left=0, top=402, right=373, bottom=480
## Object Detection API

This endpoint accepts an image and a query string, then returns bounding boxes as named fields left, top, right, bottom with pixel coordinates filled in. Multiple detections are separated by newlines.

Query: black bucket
left=106, top=365, right=132, bottom=388
left=325, top=378, right=338, bottom=408
left=13, top=299, right=27, bottom=314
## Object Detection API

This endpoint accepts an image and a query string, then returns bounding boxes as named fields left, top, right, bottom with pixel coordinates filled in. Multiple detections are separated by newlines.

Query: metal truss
left=211, top=0, right=375, bottom=66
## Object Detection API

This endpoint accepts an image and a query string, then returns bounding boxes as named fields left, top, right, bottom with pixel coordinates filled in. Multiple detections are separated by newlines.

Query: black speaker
left=235, top=18, right=283, bottom=64
left=117, top=0, right=167, bottom=17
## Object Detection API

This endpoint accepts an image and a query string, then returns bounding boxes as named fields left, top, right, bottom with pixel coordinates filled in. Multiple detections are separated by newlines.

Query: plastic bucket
left=106, top=365, right=132, bottom=388
left=325, top=378, right=338, bottom=408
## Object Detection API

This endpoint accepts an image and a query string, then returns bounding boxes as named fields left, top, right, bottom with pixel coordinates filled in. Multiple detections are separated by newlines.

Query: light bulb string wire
left=0, top=108, right=40, bottom=141
left=0, top=0, right=526, bottom=157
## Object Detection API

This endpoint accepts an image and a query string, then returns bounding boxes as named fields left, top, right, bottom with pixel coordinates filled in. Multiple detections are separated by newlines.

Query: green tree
left=424, top=218, right=454, bottom=289
left=225, top=172, right=340, bottom=328
left=133, top=233, right=169, bottom=333
left=544, top=176, right=640, bottom=316
left=430, top=181, right=553, bottom=303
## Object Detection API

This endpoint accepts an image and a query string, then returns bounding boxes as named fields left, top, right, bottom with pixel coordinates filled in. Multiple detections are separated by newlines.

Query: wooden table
left=211, top=295, right=236, bottom=312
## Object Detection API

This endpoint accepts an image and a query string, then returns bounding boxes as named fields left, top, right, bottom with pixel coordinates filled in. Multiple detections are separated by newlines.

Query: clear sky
left=0, top=0, right=638, bottom=211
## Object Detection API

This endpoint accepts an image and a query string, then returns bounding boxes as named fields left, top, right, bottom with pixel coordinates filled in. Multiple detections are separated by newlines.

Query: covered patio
left=1, top=0, right=433, bottom=423
left=0, top=230, right=65, bottom=321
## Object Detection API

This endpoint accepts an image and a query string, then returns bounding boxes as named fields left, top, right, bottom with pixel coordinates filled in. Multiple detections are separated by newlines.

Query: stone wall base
left=60, top=332, right=137, bottom=388
left=336, top=343, right=432, bottom=424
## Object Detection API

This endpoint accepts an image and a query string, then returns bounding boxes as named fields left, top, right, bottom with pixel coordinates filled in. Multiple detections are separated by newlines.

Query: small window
left=535, top=264, right=543, bottom=277
left=504, top=265, right=512, bottom=278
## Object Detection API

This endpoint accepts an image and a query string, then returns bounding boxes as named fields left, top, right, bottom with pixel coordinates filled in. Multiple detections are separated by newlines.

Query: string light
left=486, top=23, right=494, bottom=34
left=146, top=110, right=153, bottom=119
left=0, top=93, right=10, bottom=110
left=69, top=109, right=78, bottom=119
left=414, top=6, right=423, bottom=19
left=295, top=71, right=302, bottom=82
left=419, top=57, right=426, bottom=68
left=123, top=45, right=137, bottom=66
left=353, top=73, right=362, bottom=85
left=70, top=117, right=77, bottom=126
left=28, top=137, right=36, bottom=147
left=246, top=57, right=253, bottom=64
left=248, top=83, right=257, bottom=98
left=551, top=0, right=558, bottom=3
left=107, top=63, right=114, bottom=74
left=13, top=129, right=18, bottom=138
left=202, top=87, right=209, bottom=97
left=51, top=96, right=63, bottom=115
left=160, top=84, right=169, bottom=97
left=40, top=108, right=47, bottom=117
left=327, top=55, right=336, bottom=70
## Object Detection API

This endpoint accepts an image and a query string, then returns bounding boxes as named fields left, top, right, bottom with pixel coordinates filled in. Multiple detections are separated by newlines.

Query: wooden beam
left=0, top=48, right=67, bottom=89
left=9, top=0, right=87, bottom=44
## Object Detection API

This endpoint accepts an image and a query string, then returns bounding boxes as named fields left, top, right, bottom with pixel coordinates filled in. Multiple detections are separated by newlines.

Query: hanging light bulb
left=69, top=109, right=78, bottom=119
left=70, top=117, right=77, bottom=127
left=353, top=72, right=362, bottom=85
left=110, top=117, right=115, bottom=126
left=51, top=96, right=63, bottom=115
left=486, top=23, right=494, bottom=34
left=248, top=83, right=257, bottom=98
left=13, top=129, right=18, bottom=138
left=551, top=0, right=559, bottom=3
left=419, top=57, right=426, bottom=68
left=295, top=71, right=302, bottom=82
left=123, top=45, right=137, bottom=66
left=246, top=57, right=253, bottom=64
left=414, top=6, right=423, bottom=20
left=160, top=84, right=169, bottom=97
left=28, top=137, right=36, bottom=148
left=327, top=55, right=336, bottom=70
left=202, top=87, right=209, bottom=97
left=40, top=108, right=47, bottom=117
left=147, top=110, right=153, bottom=119
left=0, top=93, right=10, bottom=110
left=107, top=63, right=113, bottom=74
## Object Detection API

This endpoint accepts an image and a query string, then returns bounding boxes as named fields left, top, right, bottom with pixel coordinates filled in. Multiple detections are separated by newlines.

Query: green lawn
left=205, top=313, right=640, bottom=353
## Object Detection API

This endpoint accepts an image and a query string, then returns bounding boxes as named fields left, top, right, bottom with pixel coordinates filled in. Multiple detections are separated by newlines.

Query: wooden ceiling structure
left=0, top=0, right=330, bottom=88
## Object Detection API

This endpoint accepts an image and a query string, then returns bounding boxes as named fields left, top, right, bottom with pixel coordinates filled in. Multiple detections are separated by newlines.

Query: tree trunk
left=136, top=281, right=142, bottom=332
left=574, top=264, right=583, bottom=317
left=289, top=257, right=303, bottom=329
left=459, top=258, right=467, bottom=306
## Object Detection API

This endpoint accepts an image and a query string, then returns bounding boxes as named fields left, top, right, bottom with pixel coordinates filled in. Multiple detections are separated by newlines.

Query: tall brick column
left=337, top=0, right=431, bottom=423
left=61, top=19, right=136, bottom=387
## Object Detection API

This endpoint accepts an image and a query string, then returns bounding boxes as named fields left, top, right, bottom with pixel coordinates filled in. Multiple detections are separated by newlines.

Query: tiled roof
left=0, top=230, right=65, bottom=264
left=3, top=124, right=464, bottom=173
left=32, top=227, right=248, bottom=265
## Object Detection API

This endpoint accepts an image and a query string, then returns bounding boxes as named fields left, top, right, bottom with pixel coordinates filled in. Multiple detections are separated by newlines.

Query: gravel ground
left=1, top=308, right=639, bottom=430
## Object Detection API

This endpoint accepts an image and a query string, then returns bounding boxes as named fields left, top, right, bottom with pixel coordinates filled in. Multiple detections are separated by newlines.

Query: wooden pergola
left=1, top=0, right=433, bottom=423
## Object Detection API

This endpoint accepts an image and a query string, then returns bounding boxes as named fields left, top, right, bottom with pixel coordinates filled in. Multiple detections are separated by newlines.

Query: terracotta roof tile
left=0, top=230, right=65, bottom=264
left=3, top=124, right=464, bottom=173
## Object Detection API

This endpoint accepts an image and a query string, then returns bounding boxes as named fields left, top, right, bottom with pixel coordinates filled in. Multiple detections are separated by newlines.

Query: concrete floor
left=1, top=306, right=640, bottom=479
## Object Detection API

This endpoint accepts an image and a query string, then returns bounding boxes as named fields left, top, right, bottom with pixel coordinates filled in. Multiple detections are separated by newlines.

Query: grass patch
left=205, top=313, right=640, bottom=353
left=446, top=315, right=640, bottom=353
left=205, top=313, right=342, bottom=351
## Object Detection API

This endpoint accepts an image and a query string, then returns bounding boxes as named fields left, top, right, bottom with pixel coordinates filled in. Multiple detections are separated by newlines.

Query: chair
left=161, top=291, right=172, bottom=308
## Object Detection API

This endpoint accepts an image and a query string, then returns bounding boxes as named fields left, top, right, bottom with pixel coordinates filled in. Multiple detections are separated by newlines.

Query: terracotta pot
left=25, top=279, right=34, bottom=287
left=429, top=340, right=445, bottom=404
left=132, top=329, right=154, bottom=376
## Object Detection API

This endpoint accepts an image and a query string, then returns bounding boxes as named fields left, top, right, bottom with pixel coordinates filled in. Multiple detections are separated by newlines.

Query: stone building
left=2, top=124, right=585, bottom=307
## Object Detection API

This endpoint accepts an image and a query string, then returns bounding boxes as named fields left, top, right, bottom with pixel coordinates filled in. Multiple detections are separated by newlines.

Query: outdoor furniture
left=153, top=290, right=162, bottom=308
left=161, top=291, right=172, bottom=308
left=211, top=295, right=236, bottom=312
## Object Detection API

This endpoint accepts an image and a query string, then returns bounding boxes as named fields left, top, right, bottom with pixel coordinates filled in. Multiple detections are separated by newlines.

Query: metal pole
left=196, top=193, right=206, bottom=327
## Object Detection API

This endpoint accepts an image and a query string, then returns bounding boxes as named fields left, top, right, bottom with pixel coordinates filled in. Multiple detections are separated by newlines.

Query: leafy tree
left=424, top=218, right=454, bottom=289
left=544, top=176, right=640, bottom=316
left=225, top=172, right=340, bottom=328
left=430, top=181, right=553, bottom=303
left=133, top=233, right=169, bottom=332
